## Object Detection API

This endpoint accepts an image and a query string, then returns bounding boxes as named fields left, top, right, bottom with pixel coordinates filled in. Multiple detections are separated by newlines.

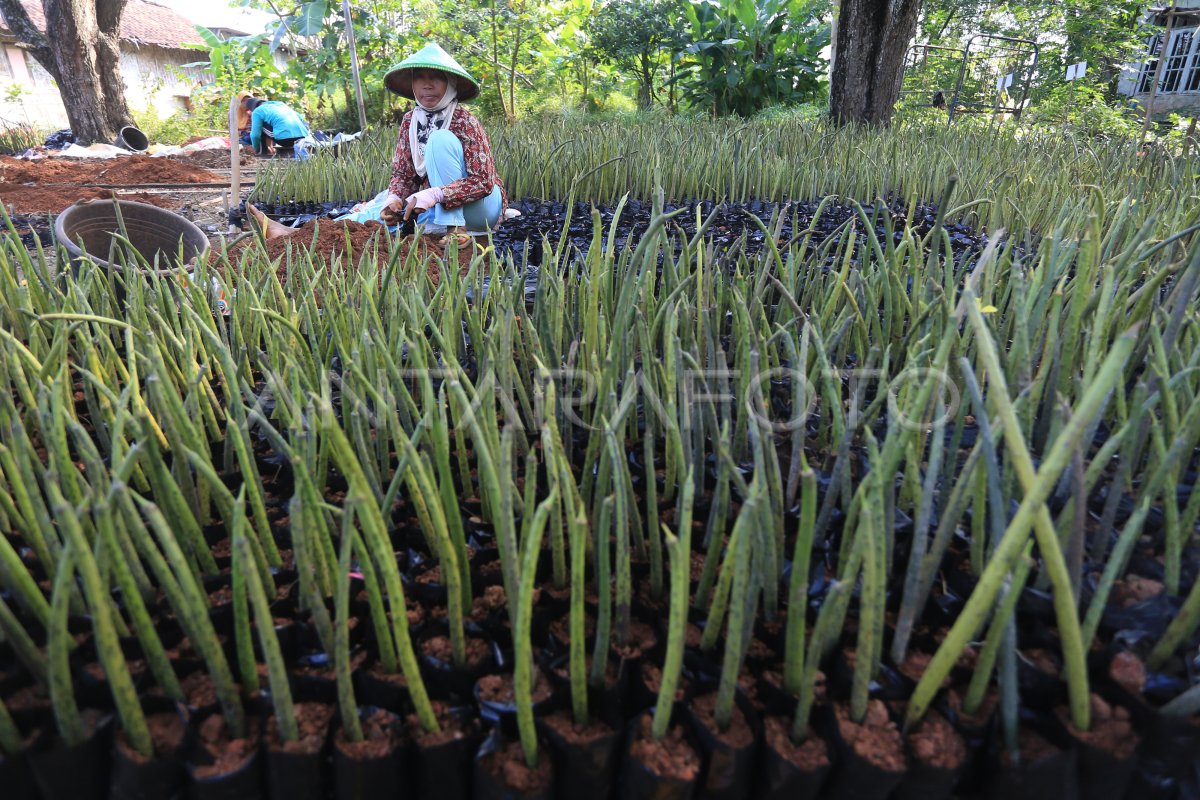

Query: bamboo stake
left=343, top=0, right=369, bottom=132
left=1140, top=0, right=1179, bottom=149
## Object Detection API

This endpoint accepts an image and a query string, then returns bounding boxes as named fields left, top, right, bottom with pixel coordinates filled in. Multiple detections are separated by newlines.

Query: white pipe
left=228, top=91, right=241, bottom=230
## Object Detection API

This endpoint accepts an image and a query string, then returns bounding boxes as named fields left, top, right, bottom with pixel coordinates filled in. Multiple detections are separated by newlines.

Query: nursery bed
left=2, top=128, right=1199, bottom=800
left=247, top=196, right=990, bottom=267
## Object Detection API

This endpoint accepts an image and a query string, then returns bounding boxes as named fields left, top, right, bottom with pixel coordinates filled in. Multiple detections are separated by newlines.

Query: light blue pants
left=422, top=130, right=503, bottom=231
left=338, top=129, right=502, bottom=231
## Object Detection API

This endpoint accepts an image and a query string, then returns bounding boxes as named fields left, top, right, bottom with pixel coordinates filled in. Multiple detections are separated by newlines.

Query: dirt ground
left=0, top=154, right=225, bottom=214
left=2, top=149, right=263, bottom=279
left=213, top=218, right=474, bottom=288
left=1, top=151, right=474, bottom=288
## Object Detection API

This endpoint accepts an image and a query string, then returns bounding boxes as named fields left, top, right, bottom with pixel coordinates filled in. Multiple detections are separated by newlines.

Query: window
left=1136, top=19, right=1200, bottom=95
left=1160, top=28, right=1194, bottom=93
left=1186, top=23, right=1200, bottom=91
left=1189, top=57, right=1200, bottom=91
left=1138, top=33, right=1164, bottom=93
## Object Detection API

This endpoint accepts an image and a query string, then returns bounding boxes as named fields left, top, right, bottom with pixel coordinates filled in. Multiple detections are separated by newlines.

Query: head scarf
left=236, top=91, right=253, bottom=132
left=409, top=73, right=458, bottom=178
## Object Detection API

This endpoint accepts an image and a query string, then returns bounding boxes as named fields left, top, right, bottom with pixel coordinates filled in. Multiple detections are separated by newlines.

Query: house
left=0, top=0, right=212, bottom=129
left=1119, top=3, right=1200, bottom=115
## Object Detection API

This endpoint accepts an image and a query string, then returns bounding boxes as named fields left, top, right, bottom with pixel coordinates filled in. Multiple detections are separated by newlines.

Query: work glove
left=403, top=187, right=444, bottom=219
left=378, top=192, right=405, bottom=223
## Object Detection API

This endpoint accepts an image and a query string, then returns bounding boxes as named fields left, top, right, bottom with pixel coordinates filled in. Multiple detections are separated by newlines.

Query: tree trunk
left=0, top=0, right=132, bottom=144
left=577, top=60, right=592, bottom=109
left=336, top=50, right=355, bottom=121
left=487, top=0, right=509, bottom=119
left=669, top=61, right=676, bottom=113
left=828, top=0, right=921, bottom=126
left=637, top=52, right=654, bottom=109
left=508, top=23, right=522, bottom=120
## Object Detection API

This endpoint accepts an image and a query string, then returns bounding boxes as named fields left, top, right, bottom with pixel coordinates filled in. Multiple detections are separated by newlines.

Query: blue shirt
left=250, top=101, right=310, bottom=151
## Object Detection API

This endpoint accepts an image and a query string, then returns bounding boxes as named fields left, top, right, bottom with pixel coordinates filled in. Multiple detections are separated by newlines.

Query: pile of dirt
left=0, top=155, right=221, bottom=185
left=0, top=154, right=222, bottom=214
left=172, top=149, right=249, bottom=170
left=1, top=187, right=179, bottom=214
left=212, top=218, right=474, bottom=288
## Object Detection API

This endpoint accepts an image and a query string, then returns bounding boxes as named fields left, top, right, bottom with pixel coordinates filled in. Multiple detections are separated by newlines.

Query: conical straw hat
left=384, top=43, right=480, bottom=102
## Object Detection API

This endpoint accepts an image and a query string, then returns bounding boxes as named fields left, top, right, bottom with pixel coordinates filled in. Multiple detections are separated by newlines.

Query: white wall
left=0, top=43, right=211, bottom=132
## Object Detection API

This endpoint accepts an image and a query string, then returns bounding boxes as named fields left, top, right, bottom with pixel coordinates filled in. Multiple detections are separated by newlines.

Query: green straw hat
left=384, top=43, right=480, bottom=102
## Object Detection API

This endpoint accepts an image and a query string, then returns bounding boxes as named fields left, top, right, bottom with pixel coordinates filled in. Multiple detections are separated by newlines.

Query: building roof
left=0, top=0, right=204, bottom=50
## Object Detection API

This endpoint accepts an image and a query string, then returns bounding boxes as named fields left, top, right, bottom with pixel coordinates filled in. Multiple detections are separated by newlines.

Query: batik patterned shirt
left=388, top=107, right=507, bottom=215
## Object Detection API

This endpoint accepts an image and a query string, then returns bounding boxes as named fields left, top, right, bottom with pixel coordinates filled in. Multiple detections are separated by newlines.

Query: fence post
left=1140, top=0, right=1179, bottom=149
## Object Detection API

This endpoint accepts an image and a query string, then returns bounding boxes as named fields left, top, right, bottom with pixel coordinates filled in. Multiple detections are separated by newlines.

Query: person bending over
left=246, top=97, right=310, bottom=157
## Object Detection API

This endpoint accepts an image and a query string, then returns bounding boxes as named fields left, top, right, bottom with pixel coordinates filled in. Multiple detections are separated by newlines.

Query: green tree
left=587, top=0, right=685, bottom=109
left=0, top=0, right=134, bottom=143
left=543, top=1, right=614, bottom=112
left=427, top=0, right=562, bottom=119
left=916, top=0, right=1146, bottom=100
left=676, top=0, right=830, bottom=117
left=233, top=0, right=424, bottom=126
left=184, top=28, right=292, bottom=105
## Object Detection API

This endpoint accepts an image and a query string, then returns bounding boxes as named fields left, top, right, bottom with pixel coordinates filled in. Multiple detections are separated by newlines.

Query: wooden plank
left=38, top=182, right=250, bottom=190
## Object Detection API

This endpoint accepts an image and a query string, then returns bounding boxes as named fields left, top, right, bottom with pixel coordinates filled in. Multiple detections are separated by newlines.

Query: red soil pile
left=476, top=670, right=554, bottom=705
left=118, top=711, right=187, bottom=763
left=1111, top=574, right=1164, bottom=608
left=193, top=715, right=259, bottom=779
left=691, top=692, right=756, bottom=747
left=542, top=711, right=616, bottom=746
left=213, top=218, right=475, bottom=288
left=408, top=700, right=478, bottom=749
left=1108, top=651, right=1146, bottom=694
left=269, top=702, right=335, bottom=755
left=180, top=671, right=218, bottom=709
left=628, top=714, right=701, bottom=781
left=422, top=634, right=491, bottom=667
left=612, top=620, right=659, bottom=660
left=0, top=153, right=221, bottom=213
left=471, top=585, right=509, bottom=620
left=1, top=187, right=178, bottom=214
left=335, top=708, right=402, bottom=760
left=478, top=736, right=553, bottom=793
left=0, top=154, right=220, bottom=185
left=641, top=663, right=689, bottom=702
left=1062, top=694, right=1140, bottom=759
left=907, top=709, right=967, bottom=769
